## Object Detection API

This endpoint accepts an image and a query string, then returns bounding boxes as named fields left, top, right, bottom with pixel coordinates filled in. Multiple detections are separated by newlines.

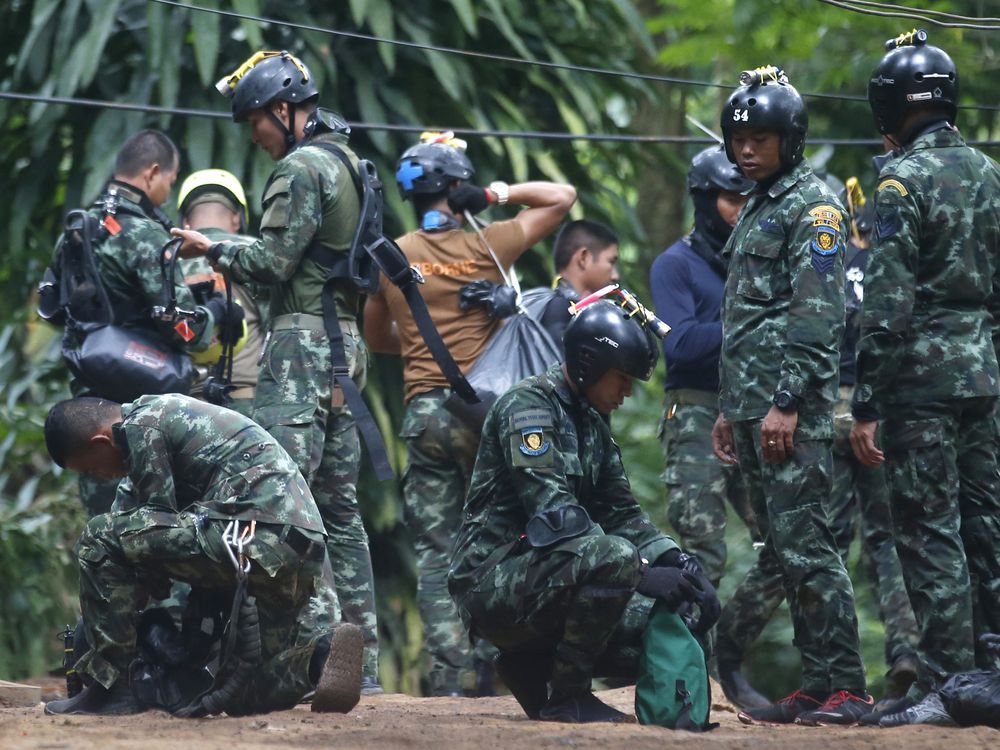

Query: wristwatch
left=772, top=390, right=798, bottom=413
left=488, top=180, right=510, bottom=206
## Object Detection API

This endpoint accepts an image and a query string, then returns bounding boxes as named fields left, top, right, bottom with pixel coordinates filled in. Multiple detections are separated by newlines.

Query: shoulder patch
left=518, top=428, right=551, bottom=457
left=808, top=205, right=843, bottom=231
left=877, top=178, right=909, bottom=197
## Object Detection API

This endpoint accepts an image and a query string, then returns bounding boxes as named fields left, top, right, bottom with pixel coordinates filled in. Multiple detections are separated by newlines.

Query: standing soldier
left=851, top=30, right=1000, bottom=726
left=710, top=66, right=871, bottom=725
left=364, top=132, right=575, bottom=695
left=172, top=51, right=381, bottom=692
left=177, top=169, right=267, bottom=418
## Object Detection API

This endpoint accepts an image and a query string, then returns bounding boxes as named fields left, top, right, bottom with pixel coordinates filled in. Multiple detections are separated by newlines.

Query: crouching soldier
left=448, top=299, right=720, bottom=723
left=42, top=394, right=362, bottom=716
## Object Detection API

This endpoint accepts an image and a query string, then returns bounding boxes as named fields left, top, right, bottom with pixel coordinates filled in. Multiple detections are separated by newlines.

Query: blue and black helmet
left=395, top=138, right=474, bottom=201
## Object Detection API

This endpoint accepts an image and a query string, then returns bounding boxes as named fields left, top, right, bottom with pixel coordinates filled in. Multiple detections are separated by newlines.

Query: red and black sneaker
left=737, top=689, right=825, bottom=725
left=795, top=690, right=875, bottom=726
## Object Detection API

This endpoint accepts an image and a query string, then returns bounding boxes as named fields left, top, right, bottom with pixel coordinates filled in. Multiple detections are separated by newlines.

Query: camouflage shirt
left=719, top=161, right=846, bottom=421
left=53, top=182, right=212, bottom=349
left=449, top=365, right=677, bottom=593
left=214, top=130, right=362, bottom=319
left=853, top=125, right=1000, bottom=418
left=112, top=393, right=325, bottom=534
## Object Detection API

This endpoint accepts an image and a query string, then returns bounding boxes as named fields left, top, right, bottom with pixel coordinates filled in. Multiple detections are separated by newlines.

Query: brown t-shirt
left=373, top=219, right=527, bottom=402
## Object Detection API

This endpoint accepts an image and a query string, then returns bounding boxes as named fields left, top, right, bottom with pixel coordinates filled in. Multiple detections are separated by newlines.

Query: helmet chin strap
left=265, top=105, right=298, bottom=153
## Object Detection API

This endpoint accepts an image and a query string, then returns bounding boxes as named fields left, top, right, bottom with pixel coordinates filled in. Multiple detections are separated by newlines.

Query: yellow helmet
left=177, top=169, right=249, bottom=231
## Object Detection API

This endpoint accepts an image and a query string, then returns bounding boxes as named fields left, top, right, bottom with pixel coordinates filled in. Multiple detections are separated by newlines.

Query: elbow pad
left=525, top=504, right=593, bottom=548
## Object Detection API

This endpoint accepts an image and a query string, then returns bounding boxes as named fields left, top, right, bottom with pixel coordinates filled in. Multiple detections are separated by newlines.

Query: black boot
left=44, top=679, right=143, bottom=716
left=494, top=651, right=553, bottom=719
left=537, top=690, right=630, bottom=723
left=311, top=623, right=363, bottom=713
left=718, top=664, right=770, bottom=710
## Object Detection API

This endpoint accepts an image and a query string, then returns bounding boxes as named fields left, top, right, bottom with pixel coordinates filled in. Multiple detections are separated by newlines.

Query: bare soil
left=1, top=677, right=996, bottom=750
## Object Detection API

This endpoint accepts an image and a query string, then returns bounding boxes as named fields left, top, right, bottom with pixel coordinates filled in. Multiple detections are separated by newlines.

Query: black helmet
left=395, top=134, right=474, bottom=200
left=868, top=29, right=958, bottom=135
left=687, top=145, right=754, bottom=194
left=219, top=51, right=319, bottom=123
left=564, top=300, right=659, bottom=390
left=720, top=66, right=808, bottom=171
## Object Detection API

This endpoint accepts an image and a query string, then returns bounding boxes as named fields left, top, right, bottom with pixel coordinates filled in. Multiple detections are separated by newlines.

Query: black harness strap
left=307, top=141, right=479, bottom=407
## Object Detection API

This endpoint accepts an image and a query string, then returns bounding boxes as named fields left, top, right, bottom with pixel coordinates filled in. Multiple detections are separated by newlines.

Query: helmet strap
left=265, top=106, right=297, bottom=153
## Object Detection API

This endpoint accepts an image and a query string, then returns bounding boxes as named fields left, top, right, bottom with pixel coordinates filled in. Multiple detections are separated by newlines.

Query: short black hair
left=553, top=220, right=619, bottom=272
left=114, top=130, right=179, bottom=178
left=413, top=191, right=449, bottom=221
left=44, top=397, right=121, bottom=468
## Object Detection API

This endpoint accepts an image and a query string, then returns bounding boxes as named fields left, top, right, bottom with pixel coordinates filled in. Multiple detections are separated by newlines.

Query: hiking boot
left=312, top=623, right=363, bottom=713
left=884, top=653, right=918, bottom=701
left=44, top=679, right=144, bottom=716
left=860, top=696, right=914, bottom=726
left=494, top=651, right=552, bottom=719
left=360, top=676, right=384, bottom=696
left=537, top=691, right=631, bottom=723
left=796, top=690, right=875, bottom=726
left=737, top=689, right=824, bottom=725
left=718, top=665, right=770, bottom=710
left=879, top=692, right=956, bottom=727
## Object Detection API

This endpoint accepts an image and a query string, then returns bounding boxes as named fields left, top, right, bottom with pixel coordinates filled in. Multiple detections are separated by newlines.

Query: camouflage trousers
left=721, top=414, right=866, bottom=694
left=402, top=390, right=482, bottom=695
left=252, top=313, right=379, bottom=679
left=74, top=508, right=329, bottom=714
left=716, top=390, right=919, bottom=673
left=881, top=397, right=1000, bottom=694
left=454, top=533, right=649, bottom=695
left=657, top=392, right=758, bottom=587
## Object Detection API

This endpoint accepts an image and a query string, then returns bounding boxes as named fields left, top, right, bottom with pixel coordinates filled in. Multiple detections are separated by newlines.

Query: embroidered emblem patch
left=519, top=428, right=551, bottom=457
left=877, top=178, right=909, bottom=197
left=812, top=228, right=838, bottom=255
left=809, top=205, right=843, bottom=231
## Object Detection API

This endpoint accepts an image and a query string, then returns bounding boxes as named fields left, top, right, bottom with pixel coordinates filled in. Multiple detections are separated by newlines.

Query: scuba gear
left=178, top=169, right=249, bottom=232
left=220, top=50, right=319, bottom=150
left=869, top=29, right=957, bottom=136
left=563, top=295, right=661, bottom=391
left=721, top=65, right=808, bottom=172
left=421, top=209, right=461, bottom=232
left=396, top=131, right=475, bottom=200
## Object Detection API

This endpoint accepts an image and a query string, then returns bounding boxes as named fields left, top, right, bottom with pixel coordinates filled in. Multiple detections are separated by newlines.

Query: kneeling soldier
left=449, top=299, right=720, bottom=723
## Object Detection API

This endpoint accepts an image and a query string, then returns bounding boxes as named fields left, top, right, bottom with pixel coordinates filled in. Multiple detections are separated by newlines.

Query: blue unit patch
left=396, top=159, right=424, bottom=190
left=812, top=228, right=838, bottom=256
left=519, top=428, right=551, bottom=457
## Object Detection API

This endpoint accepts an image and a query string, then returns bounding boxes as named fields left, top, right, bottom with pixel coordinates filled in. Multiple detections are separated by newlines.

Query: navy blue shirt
left=649, top=235, right=726, bottom=393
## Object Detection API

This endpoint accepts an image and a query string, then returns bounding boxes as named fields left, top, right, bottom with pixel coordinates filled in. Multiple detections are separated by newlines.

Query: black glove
left=651, top=549, right=721, bottom=634
left=636, top=566, right=702, bottom=610
left=447, top=184, right=492, bottom=216
left=203, top=294, right=246, bottom=346
left=458, top=279, right=518, bottom=319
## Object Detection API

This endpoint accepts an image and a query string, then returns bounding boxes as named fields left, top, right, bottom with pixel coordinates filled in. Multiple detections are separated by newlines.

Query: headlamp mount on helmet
left=867, top=29, right=958, bottom=137
left=720, top=65, right=808, bottom=173
left=395, top=131, right=475, bottom=201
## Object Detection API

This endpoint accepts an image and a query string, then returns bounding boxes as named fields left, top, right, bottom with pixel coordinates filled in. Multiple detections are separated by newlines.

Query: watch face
left=775, top=392, right=793, bottom=408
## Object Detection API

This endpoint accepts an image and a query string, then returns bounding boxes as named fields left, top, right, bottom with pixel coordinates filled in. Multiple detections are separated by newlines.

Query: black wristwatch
left=772, top=390, right=798, bottom=413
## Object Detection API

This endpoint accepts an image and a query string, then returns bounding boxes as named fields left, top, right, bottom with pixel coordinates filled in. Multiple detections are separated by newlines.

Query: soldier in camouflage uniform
left=41, top=131, right=231, bottom=517
left=41, top=395, right=361, bottom=716
left=709, top=68, right=871, bottom=725
left=178, top=169, right=268, bottom=418
left=449, top=300, right=720, bottom=723
left=850, top=33, right=1000, bottom=725
left=365, top=133, right=575, bottom=695
left=173, top=52, right=381, bottom=690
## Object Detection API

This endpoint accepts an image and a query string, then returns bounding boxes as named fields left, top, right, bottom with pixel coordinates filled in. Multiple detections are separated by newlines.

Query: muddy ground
left=1, top=678, right=996, bottom=749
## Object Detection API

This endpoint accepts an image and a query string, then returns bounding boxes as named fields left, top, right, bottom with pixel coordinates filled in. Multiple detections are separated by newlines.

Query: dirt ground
left=1, top=677, right=996, bottom=750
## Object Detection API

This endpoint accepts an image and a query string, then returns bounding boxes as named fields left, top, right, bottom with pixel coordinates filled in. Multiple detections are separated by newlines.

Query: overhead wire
left=831, top=0, right=1000, bottom=23
left=148, top=0, right=1000, bottom=112
left=816, top=0, right=1000, bottom=30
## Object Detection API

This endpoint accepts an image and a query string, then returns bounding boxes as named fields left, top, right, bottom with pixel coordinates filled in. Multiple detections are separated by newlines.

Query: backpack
left=635, top=601, right=715, bottom=731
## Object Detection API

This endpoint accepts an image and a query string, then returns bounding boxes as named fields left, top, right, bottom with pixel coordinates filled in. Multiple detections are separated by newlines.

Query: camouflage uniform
left=74, top=394, right=332, bottom=713
left=718, top=161, right=866, bottom=694
left=52, top=182, right=215, bottom=517
left=853, top=124, right=1000, bottom=692
left=210, top=129, right=379, bottom=678
left=449, top=365, right=678, bottom=695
